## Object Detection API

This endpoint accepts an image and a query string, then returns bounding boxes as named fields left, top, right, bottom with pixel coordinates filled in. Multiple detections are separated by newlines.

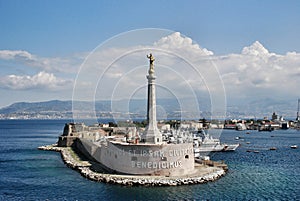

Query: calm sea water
left=0, top=120, right=299, bottom=201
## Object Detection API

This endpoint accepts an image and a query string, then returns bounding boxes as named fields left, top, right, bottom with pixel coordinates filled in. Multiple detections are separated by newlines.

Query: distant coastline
left=0, top=99, right=299, bottom=120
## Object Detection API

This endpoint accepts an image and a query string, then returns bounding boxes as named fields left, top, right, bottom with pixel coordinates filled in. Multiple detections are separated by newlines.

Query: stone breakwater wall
left=38, top=144, right=226, bottom=186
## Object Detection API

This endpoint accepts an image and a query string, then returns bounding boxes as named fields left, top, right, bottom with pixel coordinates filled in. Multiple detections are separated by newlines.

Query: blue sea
left=0, top=120, right=299, bottom=200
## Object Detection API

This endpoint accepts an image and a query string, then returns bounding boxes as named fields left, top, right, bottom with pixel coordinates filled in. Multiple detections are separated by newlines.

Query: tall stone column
left=142, top=54, right=162, bottom=144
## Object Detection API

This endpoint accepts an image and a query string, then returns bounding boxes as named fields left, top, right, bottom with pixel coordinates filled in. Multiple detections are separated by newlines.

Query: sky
left=0, top=0, right=300, bottom=114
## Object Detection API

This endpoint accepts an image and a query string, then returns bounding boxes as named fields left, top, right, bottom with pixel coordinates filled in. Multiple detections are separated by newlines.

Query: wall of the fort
left=79, top=139, right=195, bottom=176
left=58, top=136, right=77, bottom=147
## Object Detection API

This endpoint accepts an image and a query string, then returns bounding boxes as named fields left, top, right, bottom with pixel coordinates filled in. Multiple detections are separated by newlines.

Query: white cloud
left=154, top=32, right=214, bottom=56
left=241, top=41, right=274, bottom=56
left=0, top=49, right=81, bottom=73
left=0, top=71, right=72, bottom=90
left=0, top=50, right=35, bottom=61
left=215, top=41, right=300, bottom=103
left=1, top=32, right=299, bottom=110
left=73, top=32, right=300, bottom=107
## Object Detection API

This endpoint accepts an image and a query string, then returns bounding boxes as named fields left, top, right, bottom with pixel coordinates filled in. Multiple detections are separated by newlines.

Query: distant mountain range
left=0, top=98, right=298, bottom=120
left=0, top=100, right=72, bottom=114
left=227, top=98, right=299, bottom=120
left=0, top=99, right=181, bottom=120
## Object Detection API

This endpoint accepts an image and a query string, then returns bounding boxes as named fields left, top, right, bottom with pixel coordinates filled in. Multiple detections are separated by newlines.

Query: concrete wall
left=58, top=136, right=77, bottom=147
left=79, top=139, right=195, bottom=176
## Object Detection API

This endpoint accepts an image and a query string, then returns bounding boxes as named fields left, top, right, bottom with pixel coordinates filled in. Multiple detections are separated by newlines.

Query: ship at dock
left=161, top=127, right=239, bottom=157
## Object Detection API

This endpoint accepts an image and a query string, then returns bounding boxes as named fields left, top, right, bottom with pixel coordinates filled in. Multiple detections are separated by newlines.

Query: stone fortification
left=46, top=54, right=228, bottom=185
left=78, top=139, right=195, bottom=176
left=38, top=144, right=226, bottom=186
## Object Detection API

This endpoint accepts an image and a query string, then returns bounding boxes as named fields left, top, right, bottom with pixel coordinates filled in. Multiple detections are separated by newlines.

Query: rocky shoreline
left=38, top=144, right=226, bottom=186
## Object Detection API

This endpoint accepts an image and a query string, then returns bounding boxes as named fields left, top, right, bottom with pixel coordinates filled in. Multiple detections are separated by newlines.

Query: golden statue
left=147, top=53, right=155, bottom=74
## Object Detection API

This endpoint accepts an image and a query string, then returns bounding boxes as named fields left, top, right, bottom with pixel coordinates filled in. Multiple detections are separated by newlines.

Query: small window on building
left=185, top=155, right=189, bottom=159
left=115, top=154, right=117, bottom=159
left=157, top=138, right=159, bottom=142
left=131, top=156, right=137, bottom=161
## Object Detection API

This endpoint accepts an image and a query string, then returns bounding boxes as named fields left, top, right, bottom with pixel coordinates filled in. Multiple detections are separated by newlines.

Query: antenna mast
left=297, top=99, right=300, bottom=121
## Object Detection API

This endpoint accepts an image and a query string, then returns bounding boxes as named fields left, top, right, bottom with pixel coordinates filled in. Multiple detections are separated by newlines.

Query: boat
left=199, top=155, right=210, bottom=160
left=193, top=132, right=225, bottom=154
left=291, top=145, right=298, bottom=149
left=163, top=128, right=231, bottom=157
left=223, top=144, right=240, bottom=151
left=193, top=130, right=239, bottom=155
left=258, top=125, right=274, bottom=132
left=269, top=147, right=277, bottom=150
left=236, top=123, right=247, bottom=131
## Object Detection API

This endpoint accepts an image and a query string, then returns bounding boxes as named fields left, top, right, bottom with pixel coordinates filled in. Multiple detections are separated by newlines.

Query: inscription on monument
left=112, top=147, right=193, bottom=169
left=114, top=147, right=193, bottom=158
left=131, top=160, right=182, bottom=169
